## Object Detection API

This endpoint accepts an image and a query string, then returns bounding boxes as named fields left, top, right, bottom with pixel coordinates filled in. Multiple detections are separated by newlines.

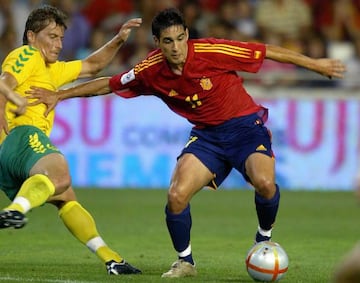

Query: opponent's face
left=154, top=25, right=189, bottom=68
left=27, top=20, right=64, bottom=64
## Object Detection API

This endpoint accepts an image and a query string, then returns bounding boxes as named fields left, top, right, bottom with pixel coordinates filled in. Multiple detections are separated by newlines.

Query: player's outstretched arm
left=27, top=77, right=111, bottom=117
left=265, top=44, right=346, bottom=79
left=79, top=18, right=142, bottom=78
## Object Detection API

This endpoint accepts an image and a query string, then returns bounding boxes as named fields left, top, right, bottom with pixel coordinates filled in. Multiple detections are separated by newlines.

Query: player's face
left=155, top=25, right=189, bottom=68
left=27, top=20, right=64, bottom=64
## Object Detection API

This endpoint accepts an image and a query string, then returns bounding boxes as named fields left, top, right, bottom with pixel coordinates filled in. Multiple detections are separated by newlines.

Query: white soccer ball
left=245, top=241, right=289, bottom=282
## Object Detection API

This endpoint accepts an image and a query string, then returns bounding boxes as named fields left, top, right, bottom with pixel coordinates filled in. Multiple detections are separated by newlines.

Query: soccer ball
left=245, top=241, right=289, bottom=282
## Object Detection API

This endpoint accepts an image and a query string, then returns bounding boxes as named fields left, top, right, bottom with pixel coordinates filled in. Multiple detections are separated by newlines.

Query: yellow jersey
left=1, top=45, right=81, bottom=141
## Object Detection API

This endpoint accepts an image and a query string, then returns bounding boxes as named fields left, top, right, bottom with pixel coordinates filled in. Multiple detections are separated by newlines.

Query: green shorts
left=0, top=125, right=61, bottom=200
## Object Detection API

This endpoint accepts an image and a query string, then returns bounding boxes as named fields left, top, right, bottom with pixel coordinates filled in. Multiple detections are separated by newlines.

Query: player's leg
left=1, top=151, right=70, bottom=222
left=332, top=242, right=360, bottom=283
left=245, top=152, right=279, bottom=243
left=48, top=188, right=141, bottom=275
left=162, top=153, right=214, bottom=278
left=0, top=126, right=68, bottom=228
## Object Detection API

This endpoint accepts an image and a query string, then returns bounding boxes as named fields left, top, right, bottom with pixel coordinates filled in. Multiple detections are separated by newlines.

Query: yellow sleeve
left=49, top=60, right=82, bottom=88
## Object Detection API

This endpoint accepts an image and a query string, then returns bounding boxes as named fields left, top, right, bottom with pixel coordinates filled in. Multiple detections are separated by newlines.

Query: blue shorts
left=180, top=113, right=274, bottom=189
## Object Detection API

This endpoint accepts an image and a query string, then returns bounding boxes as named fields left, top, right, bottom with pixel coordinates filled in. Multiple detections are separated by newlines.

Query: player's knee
left=50, top=173, right=71, bottom=194
left=167, top=189, right=189, bottom=213
left=254, top=178, right=276, bottom=199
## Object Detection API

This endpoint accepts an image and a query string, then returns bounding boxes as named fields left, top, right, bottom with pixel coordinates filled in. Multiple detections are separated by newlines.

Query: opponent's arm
left=265, top=44, right=346, bottom=79
left=27, top=77, right=111, bottom=117
left=59, top=77, right=112, bottom=99
left=79, top=18, right=142, bottom=78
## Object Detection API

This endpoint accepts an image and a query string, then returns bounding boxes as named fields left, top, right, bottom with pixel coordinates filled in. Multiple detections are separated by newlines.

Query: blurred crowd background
left=1, top=0, right=360, bottom=89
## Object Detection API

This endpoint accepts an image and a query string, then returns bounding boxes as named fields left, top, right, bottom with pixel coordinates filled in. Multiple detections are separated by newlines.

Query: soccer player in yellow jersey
left=0, top=5, right=142, bottom=275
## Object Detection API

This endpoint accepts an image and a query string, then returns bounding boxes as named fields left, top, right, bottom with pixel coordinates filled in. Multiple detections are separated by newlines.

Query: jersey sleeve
left=1, top=46, right=39, bottom=86
left=109, top=68, right=142, bottom=98
left=194, top=38, right=266, bottom=73
left=49, top=60, right=82, bottom=88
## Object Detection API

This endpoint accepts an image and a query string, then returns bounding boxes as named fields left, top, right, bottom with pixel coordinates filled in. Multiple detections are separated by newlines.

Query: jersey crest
left=200, top=77, right=213, bottom=91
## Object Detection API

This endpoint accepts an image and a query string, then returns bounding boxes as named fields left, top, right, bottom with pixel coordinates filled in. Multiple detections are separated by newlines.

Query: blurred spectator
left=255, top=0, right=312, bottom=51
left=179, top=0, right=203, bottom=38
left=311, top=0, right=360, bottom=43
left=124, top=26, right=153, bottom=69
left=217, top=0, right=237, bottom=26
left=234, top=0, right=258, bottom=41
left=81, top=0, right=134, bottom=29
left=8, top=0, right=42, bottom=47
left=206, top=19, right=240, bottom=39
left=130, top=0, right=176, bottom=48
left=198, top=0, right=222, bottom=12
left=0, top=0, right=21, bottom=63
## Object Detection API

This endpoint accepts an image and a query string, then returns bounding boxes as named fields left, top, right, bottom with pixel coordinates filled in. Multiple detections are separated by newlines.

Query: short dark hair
left=23, top=5, right=67, bottom=45
left=151, top=8, right=187, bottom=39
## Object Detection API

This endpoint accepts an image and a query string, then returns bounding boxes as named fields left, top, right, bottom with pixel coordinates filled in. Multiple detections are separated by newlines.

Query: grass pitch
left=0, top=189, right=358, bottom=283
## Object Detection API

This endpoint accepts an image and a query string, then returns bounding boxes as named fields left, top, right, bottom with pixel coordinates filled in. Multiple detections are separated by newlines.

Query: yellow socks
left=5, top=174, right=55, bottom=213
left=59, top=201, right=123, bottom=263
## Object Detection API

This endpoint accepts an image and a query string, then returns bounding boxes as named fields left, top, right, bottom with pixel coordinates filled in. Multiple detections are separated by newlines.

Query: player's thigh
left=245, top=152, right=275, bottom=187
left=169, top=153, right=214, bottom=201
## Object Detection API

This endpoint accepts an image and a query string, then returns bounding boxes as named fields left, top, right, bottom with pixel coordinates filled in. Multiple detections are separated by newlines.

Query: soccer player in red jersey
left=28, top=7, right=346, bottom=278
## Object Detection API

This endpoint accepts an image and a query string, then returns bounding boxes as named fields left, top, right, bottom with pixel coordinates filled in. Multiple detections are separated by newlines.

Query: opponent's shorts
left=0, top=125, right=61, bottom=200
left=180, top=113, right=274, bottom=189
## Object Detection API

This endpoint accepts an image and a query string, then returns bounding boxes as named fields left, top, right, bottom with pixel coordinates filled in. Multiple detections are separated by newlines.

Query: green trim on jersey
left=11, top=46, right=37, bottom=74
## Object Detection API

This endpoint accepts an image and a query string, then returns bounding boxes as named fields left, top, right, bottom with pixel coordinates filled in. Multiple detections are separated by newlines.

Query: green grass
left=0, top=189, right=358, bottom=283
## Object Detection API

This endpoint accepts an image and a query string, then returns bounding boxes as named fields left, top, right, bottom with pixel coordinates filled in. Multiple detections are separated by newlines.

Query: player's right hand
left=26, top=86, right=59, bottom=117
left=118, top=18, right=142, bottom=43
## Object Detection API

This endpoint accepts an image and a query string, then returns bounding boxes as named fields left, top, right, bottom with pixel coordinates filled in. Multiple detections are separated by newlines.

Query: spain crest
left=200, top=77, right=212, bottom=90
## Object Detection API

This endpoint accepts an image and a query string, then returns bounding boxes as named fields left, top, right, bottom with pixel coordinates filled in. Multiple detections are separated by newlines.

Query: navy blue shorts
left=180, top=113, right=274, bottom=189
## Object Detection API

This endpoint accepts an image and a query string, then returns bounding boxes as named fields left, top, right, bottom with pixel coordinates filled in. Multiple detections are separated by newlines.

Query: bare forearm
left=84, top=36, right=124, bottom=73
left=59, top=77, right=111, bottom=101
left=265, top=44, right=316, bottom=70
left=265, top=44, right=345, bottom=78
left=80, top=18, right=142, bottom=77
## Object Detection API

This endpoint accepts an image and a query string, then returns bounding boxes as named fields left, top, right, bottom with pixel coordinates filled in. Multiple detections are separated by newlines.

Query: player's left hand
left=117, top=18, right=142, bottom=43
left=315, top=58, right=346, bottom=79
left=26, top=86, right=59, bottom=117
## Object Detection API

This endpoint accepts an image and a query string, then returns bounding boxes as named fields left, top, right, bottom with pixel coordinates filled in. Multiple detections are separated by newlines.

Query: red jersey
left=109, top=38, right=267, bottom=128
